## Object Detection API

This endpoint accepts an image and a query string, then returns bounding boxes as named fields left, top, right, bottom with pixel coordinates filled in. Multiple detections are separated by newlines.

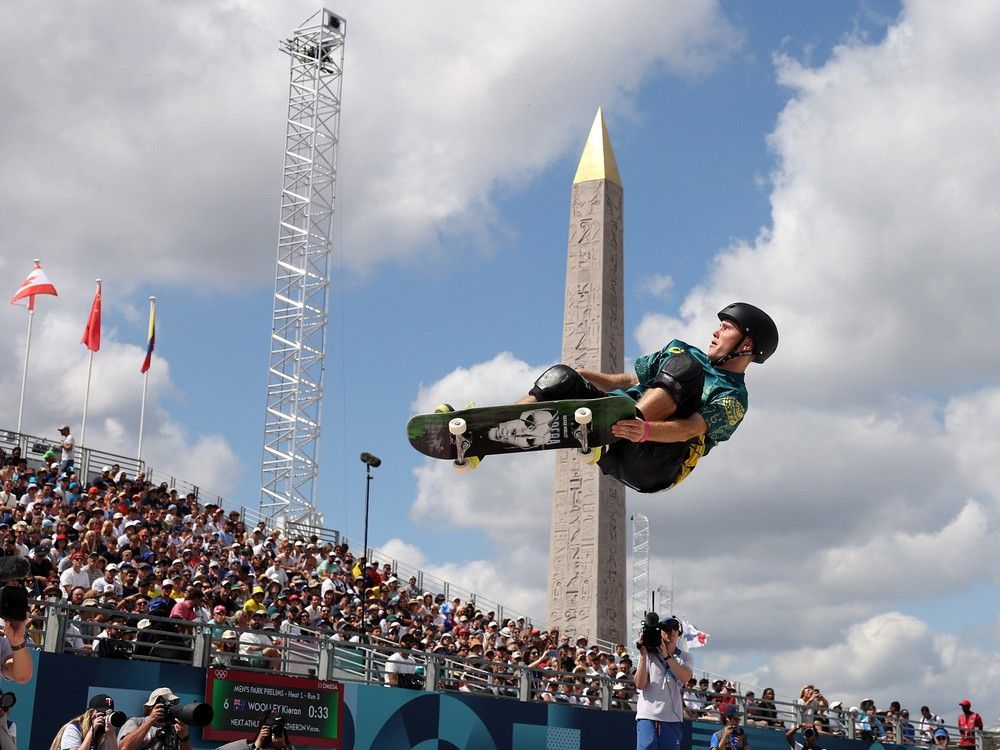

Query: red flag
left=10, top=260, right=58, bottom=311
left=81, top=282, right=102, bottom=352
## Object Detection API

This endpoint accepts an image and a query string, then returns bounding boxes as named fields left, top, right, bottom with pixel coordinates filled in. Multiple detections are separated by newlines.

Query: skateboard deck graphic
left=407, top=396, right=636, bottom=462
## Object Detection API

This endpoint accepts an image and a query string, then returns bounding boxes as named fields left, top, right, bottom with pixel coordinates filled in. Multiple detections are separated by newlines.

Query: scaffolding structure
left=630, top=513, right=650, bottom=635
left=260, top=8, right=346, bottom=528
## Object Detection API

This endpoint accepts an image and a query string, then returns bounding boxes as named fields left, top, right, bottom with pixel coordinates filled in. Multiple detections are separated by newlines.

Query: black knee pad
left=529, top=364, right=594, bottom=401
left=651, top=353, right=704, bottom=418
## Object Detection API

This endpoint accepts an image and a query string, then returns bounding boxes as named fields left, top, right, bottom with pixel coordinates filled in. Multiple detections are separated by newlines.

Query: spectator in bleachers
left=933, top=728, right=950, bottom=748
left=858, top=699, right=881, bottom=742
left=824, top=702, right=845, bottom=735
left=957, top=699, right=982, bottom=750
left=60, top=552, right=89, bottom=595
left=712, top=705, right=751, bottom=750
left=919, top=706, right=945, bottom=745
left=238, top=611, right=279, bottom=669
left=900, top=709, right=916, bottom=745
left=749, top=687, right=782, bottom=727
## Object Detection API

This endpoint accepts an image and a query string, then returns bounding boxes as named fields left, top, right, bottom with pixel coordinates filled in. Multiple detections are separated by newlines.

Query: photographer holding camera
left=117, top=689, right=193, bottom=750
left=50, top=694, right=124, bottom=750
left=712, top=706, right=751, bottom=750
left=0, top=581, right=33, bottom=685
left=215, top=710, right=293, bottom=750
left=787, top=722, right=824, bottom=750
left=634, top=614, right=693, bottom=750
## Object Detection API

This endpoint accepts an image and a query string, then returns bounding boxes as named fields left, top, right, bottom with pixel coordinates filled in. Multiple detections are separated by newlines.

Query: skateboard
left=407, top=396, right=636, bottom=467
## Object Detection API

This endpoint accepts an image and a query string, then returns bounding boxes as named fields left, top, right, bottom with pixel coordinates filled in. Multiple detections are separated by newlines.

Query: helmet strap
left=710, top=336, right=755, bottom=366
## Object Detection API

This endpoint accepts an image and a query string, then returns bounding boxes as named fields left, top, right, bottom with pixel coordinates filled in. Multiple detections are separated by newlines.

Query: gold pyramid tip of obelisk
left=573, top=108, right=622, bottom=187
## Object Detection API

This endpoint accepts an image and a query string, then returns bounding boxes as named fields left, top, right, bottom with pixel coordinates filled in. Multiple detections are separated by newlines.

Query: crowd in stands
left=0, top=433, right=991, bottom=741
left=685, top=680, right=981, bottom=746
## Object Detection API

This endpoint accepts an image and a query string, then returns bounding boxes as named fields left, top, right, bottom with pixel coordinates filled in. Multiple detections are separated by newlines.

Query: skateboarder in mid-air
left=450, top=302, right=777, bottom=493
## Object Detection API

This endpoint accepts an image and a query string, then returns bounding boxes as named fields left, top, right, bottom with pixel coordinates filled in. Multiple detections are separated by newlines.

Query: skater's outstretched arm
left=611, top=413, right=708, bottom=445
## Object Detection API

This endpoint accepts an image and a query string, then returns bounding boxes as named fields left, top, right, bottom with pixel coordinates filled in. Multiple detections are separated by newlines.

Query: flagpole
left=80, top=278, right=102, bottom=449
left=15, top=303, right=35, bottom=435
left=137, top=295, right=155, bottom=462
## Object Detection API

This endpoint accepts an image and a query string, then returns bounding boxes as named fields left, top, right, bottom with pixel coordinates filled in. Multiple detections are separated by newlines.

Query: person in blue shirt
left=512, top=302, right=778, bottom=493
left=713, top=706, right=752, bottom=750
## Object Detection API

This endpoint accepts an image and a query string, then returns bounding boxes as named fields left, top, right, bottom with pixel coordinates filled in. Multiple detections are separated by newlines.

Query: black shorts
left=527, top=364, right=689, bottom=493
left=597, top=440, right=688, bottom=494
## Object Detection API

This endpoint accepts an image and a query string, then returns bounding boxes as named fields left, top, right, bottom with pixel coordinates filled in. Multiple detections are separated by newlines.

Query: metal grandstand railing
left=22, top=600, right=1000, bottom=748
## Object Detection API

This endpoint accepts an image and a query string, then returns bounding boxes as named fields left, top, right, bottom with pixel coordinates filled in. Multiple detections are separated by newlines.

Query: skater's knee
left=530, top=364, right=587, bottom=401
left=650, top=353, right=704, bottom=418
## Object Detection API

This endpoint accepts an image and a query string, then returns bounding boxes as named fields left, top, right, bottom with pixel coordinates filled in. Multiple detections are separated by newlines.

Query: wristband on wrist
left=638, top=420, right=652, bottom=443
left=9, top=642, right=25, bottom=651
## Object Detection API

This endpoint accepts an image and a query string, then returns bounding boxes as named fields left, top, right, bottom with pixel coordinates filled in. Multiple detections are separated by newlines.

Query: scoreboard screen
left=203, top=668, right=343, bottom=748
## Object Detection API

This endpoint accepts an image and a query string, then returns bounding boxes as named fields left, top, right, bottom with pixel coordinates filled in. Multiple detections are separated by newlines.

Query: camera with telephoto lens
left=0, top=692, right=16, bottom=713
left=103, top=710, right=127, bottom=729
left=803, top=728, right=817, bottom=739
left=156, top=697, right=214, bottom=726
left=93, top=710, right=127, bottom=739
left=638, top=611, right=663, bottom=652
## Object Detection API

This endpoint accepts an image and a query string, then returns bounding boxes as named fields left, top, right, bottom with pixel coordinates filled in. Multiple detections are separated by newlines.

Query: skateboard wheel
left=448, top=418, right=467, bottom=435
left=574, top=407, right=593, bottom=425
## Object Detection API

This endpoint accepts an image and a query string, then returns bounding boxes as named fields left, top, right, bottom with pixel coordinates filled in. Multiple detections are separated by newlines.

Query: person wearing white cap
left=118, top=688, right=191, bottom=750
left=92, top=565, right=122, bottom=598
left=57, top=425, right=75, bottom=476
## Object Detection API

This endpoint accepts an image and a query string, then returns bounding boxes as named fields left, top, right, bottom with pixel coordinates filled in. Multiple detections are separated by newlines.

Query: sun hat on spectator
left=162, top=579, right=174, bottom=588
left=82, top=598, right=98, bottom=607
left=221, top=630, right=238, bottom=640
left=144, top=687, right=180, bottom=707
left=959, top=699, right=972, bottom=707
left=213, top=605, right=227, bottom=614
left=934, top=729, right=950, bottom=739
left=829, top=701, right=843, bottom=710
left=722, top=705, right=740, bottom=718
left=252, top=586, right=265, bottom=595
left=106, top=564, right=119, bottom=572
left=500, top=626, right=513, bottom=638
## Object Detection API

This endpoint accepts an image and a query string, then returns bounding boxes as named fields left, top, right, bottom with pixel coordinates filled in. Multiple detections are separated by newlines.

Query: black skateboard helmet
left=717, top=303, right=778, bottom=363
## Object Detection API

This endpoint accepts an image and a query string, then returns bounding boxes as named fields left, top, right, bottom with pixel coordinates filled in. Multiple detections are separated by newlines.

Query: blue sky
left=5, top=0, right=1000, bottom=719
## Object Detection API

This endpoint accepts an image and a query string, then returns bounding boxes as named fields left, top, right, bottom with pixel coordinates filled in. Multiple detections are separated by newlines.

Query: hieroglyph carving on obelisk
left=546, top=109, right=626, bottom=644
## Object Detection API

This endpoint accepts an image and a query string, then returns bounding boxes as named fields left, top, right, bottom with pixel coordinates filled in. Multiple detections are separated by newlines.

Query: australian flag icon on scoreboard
left=232, top=699, right=248, bottom=711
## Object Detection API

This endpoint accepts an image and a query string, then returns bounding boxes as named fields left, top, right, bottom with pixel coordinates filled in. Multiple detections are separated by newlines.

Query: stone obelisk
left=547, top=109, right=626, bottom=644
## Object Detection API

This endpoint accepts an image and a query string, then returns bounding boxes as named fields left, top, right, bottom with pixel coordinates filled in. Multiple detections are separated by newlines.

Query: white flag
left=682, top=620, right=709, bottom=648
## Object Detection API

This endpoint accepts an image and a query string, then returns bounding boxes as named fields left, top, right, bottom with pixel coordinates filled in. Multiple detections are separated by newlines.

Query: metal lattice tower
left=260, top=8, right=346, bottom=527
left=630, top=513, right=650, bottom=635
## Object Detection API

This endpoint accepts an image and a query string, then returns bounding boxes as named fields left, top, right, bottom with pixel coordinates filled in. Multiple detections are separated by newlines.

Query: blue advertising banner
left=14, top=652, right=908, bottom=750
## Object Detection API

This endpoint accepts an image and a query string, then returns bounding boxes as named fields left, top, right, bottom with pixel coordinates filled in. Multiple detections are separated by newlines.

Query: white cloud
left=0, top=1, right=739, bottom=289
left=639, top=273, right=675, bottom=299
left=755, top=612, right=1000, bottom=718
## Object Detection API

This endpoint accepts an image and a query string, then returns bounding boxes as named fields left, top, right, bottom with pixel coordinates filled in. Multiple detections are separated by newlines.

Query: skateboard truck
left=572, top=407, right=593, bottom=455
left=448, top=417, right=473, bottom=467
